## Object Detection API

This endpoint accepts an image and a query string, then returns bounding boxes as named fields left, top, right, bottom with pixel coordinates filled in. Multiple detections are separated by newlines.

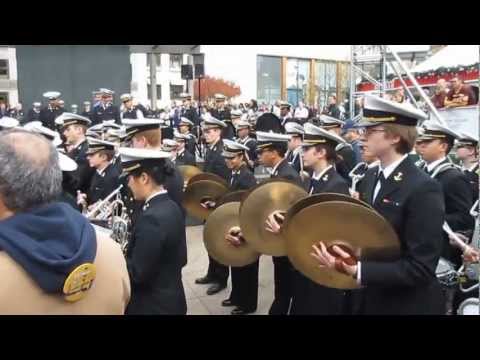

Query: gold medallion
left=63, top=263, right=96, bottom=302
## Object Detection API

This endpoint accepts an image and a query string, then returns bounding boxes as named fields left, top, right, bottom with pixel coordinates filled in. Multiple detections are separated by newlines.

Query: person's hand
left=311, top=241, right=357, bottom=277
left=448, top=232, right=469, bottom=249
left=462, top=246, right=480, bottom=263
left=77, top=191, right=87, bottom=207
left=265, top=210, right=285, bottom=234
left=349, top=189, right=360, bottom=200
left=200, top=199, right=216, bottom=209
left=225, top=226, right=244, bottom=247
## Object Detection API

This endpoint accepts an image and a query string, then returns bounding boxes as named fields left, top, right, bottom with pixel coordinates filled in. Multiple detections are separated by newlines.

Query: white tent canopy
left=411, top=45, right=479, bottom=73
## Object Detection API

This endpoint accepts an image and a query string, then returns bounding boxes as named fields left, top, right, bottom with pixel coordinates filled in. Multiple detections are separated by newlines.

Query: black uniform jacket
left=91, top=103, right=121, bottom=125
left=427, top=159, right=474, bottom=264
left=66, top=140, right=95, bottom=195
left=126, top=193, right=187, bottom=315
left=176, top=149, right=196, bottom=167
left=87, top=162, right=121, bottom=205
left=203, top=139, right=230, bottom=180
left=357, top=156, right=446, bottom=314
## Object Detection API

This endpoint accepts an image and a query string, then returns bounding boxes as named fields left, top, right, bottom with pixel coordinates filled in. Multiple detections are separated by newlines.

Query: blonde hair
left=383, top=123, right=418, bottom=154
left=134, top=128, right=161, bottom=147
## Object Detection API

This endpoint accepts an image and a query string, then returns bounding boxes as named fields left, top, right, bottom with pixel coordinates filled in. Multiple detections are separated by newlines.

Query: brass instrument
left=86, top=184, right=131, bottom=252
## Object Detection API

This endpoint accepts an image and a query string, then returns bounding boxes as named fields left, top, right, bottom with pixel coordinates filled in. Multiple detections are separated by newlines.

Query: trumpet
left=86, top=184, right=131, bottom=253
left=86, top=185, right=124, bottom=220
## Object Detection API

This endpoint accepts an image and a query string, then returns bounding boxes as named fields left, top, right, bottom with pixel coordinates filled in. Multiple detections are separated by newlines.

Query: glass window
left=146, top=54, right=162, bottom=70
left=0, top=59, right=9, bottom=78
left=315, top=61, right=337, bottom=112
left=147, top=85, right=162, bottom=100
left=257, top=55, right=281, bottom=106
left=170, top=54, right=183, bottom=71
left=286, top=58, right=310, bottom=107
left=170, top=84, right=184, bottom=99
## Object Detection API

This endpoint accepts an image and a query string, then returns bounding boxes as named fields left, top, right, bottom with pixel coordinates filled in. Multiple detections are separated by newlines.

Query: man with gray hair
left=0, top=129, right=130, bottom=314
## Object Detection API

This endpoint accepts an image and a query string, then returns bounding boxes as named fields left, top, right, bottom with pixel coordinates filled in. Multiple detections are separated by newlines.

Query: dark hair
left=98, top=149, right=115, bottom=162
left=265, top=143, right=287, bottom=157
left=314, top=143, right=337, bottom=163
left=440, top=137, right=455, bottom=154
left=130, top=159, right=174, bottom=186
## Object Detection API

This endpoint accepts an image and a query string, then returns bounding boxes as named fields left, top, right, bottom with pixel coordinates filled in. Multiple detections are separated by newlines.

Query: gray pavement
left=183, top=225, right=274, bottom=315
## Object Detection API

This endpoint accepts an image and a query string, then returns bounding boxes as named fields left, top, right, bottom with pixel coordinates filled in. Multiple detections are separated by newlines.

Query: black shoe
left=206, top=283, right=227, bottom=295
left=195, top=276, right=215, bottom=285
left=231, top=307, right=256, bottom=315
left=221, top=299, right=235, bottom=307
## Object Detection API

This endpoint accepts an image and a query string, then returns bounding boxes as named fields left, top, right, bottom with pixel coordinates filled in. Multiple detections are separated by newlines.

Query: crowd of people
left=0, top=84, right=478, bottom=315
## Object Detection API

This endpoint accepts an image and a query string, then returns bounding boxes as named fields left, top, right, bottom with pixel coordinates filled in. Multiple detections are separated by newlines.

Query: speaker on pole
left=181, top=65, right=193, bottom=80
left=194, top=64, right=205, bottom=79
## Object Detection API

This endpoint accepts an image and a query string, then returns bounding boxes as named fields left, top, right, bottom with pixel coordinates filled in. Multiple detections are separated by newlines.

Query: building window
left=169, top=54, right=183, bottom=71
left=170, top=84, right=184, bottom=100
left=147, top=84, right=162, bottom=100
left=286, top=58, right=310, bottom=107
left=0, top=59, right=9, bottom=78
left=146, top=54, right=162, bottom=70
left=257, top=55, right=281, bottom=105
left=315, top=61, right=337, bottom=113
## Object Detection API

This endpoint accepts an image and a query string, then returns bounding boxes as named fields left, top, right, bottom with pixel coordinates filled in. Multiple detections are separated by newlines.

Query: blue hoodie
left=0, top=202, right=97, bottom=294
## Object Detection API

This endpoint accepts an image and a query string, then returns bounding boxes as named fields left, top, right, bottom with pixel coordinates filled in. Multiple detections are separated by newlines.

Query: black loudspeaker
left=194, top=64, right=205, bottom=79
left=181, top=65, right=193, bottom=80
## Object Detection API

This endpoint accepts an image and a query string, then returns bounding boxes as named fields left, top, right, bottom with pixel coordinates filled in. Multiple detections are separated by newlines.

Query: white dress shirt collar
left=379, top=154, right=409, bottom=179
left=426, top=156, right=447, bottom=173
left=312, top=165, right=333, bottom=181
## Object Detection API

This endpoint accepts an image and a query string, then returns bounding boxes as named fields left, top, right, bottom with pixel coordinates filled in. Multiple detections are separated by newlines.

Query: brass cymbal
left=187, top=173, right=228, bottom=187
left=217, top=190, right=248, bottom=207
left=183, top=180, right=229, bottom=221
left=178, top=165, right=202, bottom=184
left=239, top=179, right=308, bottom=256
left=284, top=201, right=400, bottom=289
left=285, top=193, right=372, bottom=223
left=203, top=202, right=260, bottom=267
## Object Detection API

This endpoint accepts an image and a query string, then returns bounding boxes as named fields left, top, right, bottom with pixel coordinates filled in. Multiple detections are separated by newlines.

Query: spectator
left=0, top=102, right=9, bottom=118
left=391, top=88, right=407, bottom=103
left=293, top=101, right=309, bottom=123
left=324, top=94, right=341, bottom=119
left=444, top=77, right=477, bottom=108
left=431, top=79, right=449, bottom=109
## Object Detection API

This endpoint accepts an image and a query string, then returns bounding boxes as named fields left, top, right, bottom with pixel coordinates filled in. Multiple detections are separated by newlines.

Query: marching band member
left=416, top=122, right=475, bottom=315
left=120, top=93, right=145, bottom=121
left=118, top=147, right=187, bottom=315
left=195, top=116, right=230, bottom=295
left=40, top=91, right=64, bottom=131
left=180, top=93, right=200, bottom=127
left=122, top=119, right=184, bottom=215
left=0, top=129, right=130, bottom=314
left=289, top=123, right=352, bottom=314
left=257, top=131, right=301, bottom=315
left=455, top=133, right=479, bottom=202
left=178, top=117, right=197, bottom=156
left=311, top=95, right=447, bottom=315
left=55, top=113, right=95, bottom=196
left=173, top=131, right=196, bottom=167
left=235, top=119, right=257, bottom=170
left=211, top=94, right=234, bottom=140
left=284, top=122, right=305, bottom=174
left=279, top=101, right=292, bottom=128
left=416, top=122, right=474, bottom=268
left=230, top=109, right=243, bottom=130
left=221, top=139, right=259, bottom=315
left=77, top=138, right=121, bottom=211
left=91, top=88, right=121, bottom=125
left=319, top=114, right=357, bottom=182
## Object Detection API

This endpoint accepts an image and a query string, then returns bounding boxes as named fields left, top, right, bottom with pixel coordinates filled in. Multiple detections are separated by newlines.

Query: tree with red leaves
left=193, top=76, right=241, bottom=101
